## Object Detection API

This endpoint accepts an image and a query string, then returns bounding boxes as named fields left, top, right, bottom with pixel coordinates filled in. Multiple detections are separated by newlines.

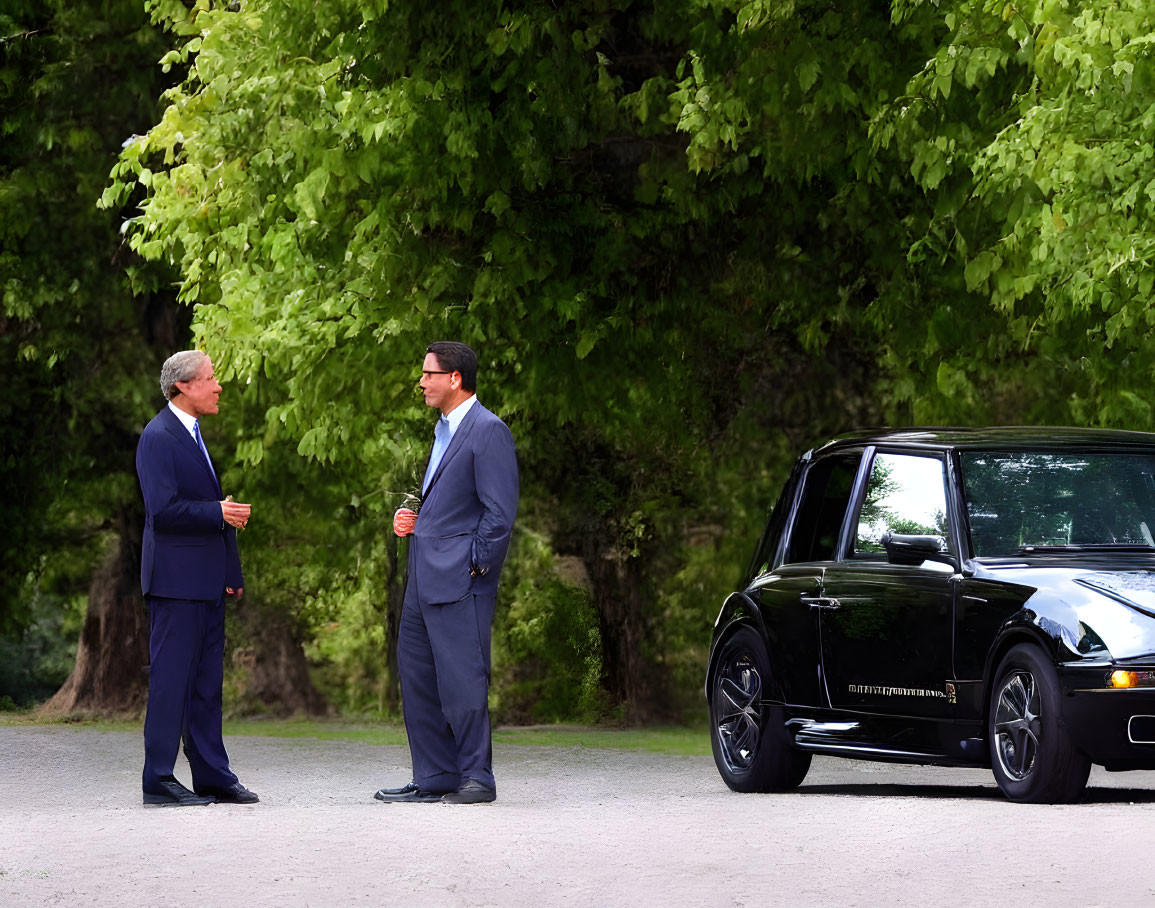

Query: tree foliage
left=8, top=0, right=1154, bottom=718
left=870, top=0, right=1155, bottom=423
left=1, top=0, right=182, bottom=705
left=110, top=0, right=875, bottom=717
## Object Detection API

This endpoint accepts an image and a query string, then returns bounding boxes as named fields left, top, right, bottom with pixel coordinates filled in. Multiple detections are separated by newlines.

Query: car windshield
left=961, top=450, right=1155, bottom=557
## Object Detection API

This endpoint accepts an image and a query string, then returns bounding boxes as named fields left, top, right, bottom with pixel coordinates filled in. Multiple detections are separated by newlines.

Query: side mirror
left=881, top=532, right=957, bottom=570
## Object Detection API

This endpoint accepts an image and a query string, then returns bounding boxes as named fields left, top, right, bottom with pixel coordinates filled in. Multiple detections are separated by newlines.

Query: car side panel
left=820, top=562, right=956, bottom=718
left=953, top=575, right=1039, bottom=720
left=747, top=566, right=824, bottom=708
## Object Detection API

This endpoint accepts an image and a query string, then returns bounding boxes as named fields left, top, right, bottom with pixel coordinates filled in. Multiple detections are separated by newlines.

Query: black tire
left=988, top=643, right=1091, bottom=803
left=708, top=625, right=811, bottom=792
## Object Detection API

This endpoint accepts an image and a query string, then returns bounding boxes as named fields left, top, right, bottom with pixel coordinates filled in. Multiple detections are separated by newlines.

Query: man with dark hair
left=424, top=340, right=478, bottom=392
left=375, top=341, right=519, bottom=804
left=136, top=350, right=258, bottom=807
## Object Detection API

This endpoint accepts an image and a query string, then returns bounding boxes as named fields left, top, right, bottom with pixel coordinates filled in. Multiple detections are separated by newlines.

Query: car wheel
left=988, top=643, right=1091, bottom=803
left=709, top=625, right=811, bottom=792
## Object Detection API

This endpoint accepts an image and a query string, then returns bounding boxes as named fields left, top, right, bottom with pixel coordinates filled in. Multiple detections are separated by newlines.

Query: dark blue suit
left=398, top=401, right=518, bottom=793
left=136, top=405, right=242, bottom=795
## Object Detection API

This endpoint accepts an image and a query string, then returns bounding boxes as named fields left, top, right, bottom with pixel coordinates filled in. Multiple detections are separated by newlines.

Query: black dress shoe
left=374, top=781, right=418, bottom=799
left=442, top=779, right=496, bottom=804
left=195, top=782, right=259, bottom=804
left=143, top=778, right=215, bottom=807
left=373, top=786, right=444, bottom=803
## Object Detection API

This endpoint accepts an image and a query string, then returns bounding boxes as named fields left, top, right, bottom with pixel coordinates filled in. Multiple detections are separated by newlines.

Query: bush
left=0, top=588, right=85, bottom=709
left=492, top=530, right=608, bottom=724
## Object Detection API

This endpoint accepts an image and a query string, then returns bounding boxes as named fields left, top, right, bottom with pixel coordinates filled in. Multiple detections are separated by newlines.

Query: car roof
left=813, top=426, right=1155, bottom=455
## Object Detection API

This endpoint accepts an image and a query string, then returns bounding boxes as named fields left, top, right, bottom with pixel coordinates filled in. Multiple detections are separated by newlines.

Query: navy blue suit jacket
left=410, top=402, right=518, bottom=605
left=136, top=406, right=242, bottom=600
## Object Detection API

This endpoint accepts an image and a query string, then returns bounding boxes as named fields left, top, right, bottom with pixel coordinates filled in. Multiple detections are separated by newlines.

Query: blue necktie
left=422, top=416, right=450, bottom=494
left=193, top=419, right=217, bottom=481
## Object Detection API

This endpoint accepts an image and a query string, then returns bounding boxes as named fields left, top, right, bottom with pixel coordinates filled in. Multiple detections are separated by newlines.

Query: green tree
left=94, top=0, right=1155, bottom=721
left=869, top=0, right=1155, bottom=425
left=0, top=0, right=182, bottom=709
left=107, top=0, right=881, bottom=717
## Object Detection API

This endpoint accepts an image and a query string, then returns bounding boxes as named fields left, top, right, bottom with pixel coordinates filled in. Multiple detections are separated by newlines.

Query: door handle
left=800, top=595, right=840, bottom=610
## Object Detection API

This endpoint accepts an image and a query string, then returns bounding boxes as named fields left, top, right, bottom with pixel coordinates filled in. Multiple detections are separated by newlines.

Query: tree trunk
left=581, top=543, right=673, bottom=725
left=44, top=507, right=333, bottom=719
left=230, top=603, right=332, bottom=717
left=41, top=511, right=148, bottom=716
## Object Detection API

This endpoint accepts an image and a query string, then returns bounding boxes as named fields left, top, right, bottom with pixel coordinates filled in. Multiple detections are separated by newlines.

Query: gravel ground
left=2, top=726, right=1154, bottom=906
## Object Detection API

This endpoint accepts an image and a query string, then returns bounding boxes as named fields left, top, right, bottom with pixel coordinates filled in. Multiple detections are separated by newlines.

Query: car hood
left=974, top=564, right=1155, bottom=660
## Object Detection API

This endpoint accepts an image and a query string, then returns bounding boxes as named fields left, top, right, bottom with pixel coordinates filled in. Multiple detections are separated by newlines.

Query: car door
left=818, top=449, right=958, bottom=719
left=751, top=449, right=864, bottom=709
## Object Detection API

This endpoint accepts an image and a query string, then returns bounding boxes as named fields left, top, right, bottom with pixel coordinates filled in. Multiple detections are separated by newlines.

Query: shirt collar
left=168, top=400, right=198, bottom=436
left=442, top=394, right=477, bottom=435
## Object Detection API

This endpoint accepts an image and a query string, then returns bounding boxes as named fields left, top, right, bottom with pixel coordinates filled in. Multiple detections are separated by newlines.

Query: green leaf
left=293, top=167, right=330, bottom=220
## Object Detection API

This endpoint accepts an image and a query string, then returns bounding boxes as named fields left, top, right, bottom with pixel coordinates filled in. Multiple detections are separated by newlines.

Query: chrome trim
left=793, top=740, right=942, bottom=760
left=786, top=719, right=858, bottom=732
left=1128, top=715, right=1155, bottom=745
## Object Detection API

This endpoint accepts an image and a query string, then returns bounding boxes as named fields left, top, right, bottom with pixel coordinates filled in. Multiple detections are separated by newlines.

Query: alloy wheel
left=715, top=653, right=762, bottom=773
left=992, top=669, right=1041, bottom=781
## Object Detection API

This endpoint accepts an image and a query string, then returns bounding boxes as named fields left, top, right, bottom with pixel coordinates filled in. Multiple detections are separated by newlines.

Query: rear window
left=785, top=452, right=861, bottom=564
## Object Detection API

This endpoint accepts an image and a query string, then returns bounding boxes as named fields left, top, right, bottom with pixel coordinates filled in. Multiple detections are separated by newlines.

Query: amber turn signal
left=1110, top=670, right=1155, bottom=688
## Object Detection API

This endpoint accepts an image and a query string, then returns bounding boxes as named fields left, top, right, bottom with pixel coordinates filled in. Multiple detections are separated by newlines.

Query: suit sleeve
left=471, top=420, right=519, bottom=571
left=137, top=430, right=224, bottom=534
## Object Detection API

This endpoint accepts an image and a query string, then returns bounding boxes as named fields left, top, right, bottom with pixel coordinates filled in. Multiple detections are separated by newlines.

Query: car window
left=855, top=452, right=950, bottom=557
left=784, top=452, right=861, bottom=564
left=961, top=450, right=1155, bottom=556
left=747, top=470, right=797, bottom=579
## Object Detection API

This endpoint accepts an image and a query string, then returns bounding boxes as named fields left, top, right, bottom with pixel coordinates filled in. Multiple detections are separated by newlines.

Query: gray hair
left=159, top=350, right=207, bottom=401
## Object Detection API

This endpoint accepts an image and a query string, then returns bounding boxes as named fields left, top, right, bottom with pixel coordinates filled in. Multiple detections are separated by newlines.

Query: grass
left=0, top=713, right=711, bottom=756
left=493, top=725, right=709, bottom=755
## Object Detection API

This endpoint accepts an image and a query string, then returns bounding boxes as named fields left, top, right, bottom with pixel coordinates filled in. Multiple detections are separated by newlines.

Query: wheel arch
left=704, top=592, right=770, bottom=701
left=981, top=614, right=1070, bottom=724
left=983, top=623, right=1093, bottom=802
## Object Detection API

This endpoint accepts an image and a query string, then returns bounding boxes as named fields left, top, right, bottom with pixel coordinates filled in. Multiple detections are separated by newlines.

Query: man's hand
left=226, top=587, right=244, bottom=599
left=221, top=498, right=251, bottom=529
left=393, top=507, right=418, bottom=537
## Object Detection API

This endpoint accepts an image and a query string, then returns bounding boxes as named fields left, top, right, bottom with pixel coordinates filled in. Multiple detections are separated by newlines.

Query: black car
left=706, top=427, right=1155, bottom=802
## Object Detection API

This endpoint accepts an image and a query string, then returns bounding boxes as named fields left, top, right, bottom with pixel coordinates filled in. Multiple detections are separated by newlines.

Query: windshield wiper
left=1016, top=544, right=1155, bottom=554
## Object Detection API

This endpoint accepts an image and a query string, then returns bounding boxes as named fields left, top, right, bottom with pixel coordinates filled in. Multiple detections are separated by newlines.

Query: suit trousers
left=397, top=581, right=497, bottom=793
left=142, top=595, right=238, bottom=794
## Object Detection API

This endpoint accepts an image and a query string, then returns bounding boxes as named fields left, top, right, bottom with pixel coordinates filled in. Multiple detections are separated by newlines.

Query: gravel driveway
left=2, top=726, right=1154, bottom=906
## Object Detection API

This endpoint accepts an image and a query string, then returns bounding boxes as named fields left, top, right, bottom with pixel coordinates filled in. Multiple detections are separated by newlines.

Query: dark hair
left=426, top=341, right=477, bottom=392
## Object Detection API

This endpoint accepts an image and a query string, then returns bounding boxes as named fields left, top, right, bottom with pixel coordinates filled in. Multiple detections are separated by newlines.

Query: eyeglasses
left=421, top=370, right=452, bottom=378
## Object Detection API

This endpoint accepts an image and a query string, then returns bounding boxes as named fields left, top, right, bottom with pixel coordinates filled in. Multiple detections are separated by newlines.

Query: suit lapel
left=161, top=407, right=222, bottom=496
left=423, top=403, right=482, bottom=498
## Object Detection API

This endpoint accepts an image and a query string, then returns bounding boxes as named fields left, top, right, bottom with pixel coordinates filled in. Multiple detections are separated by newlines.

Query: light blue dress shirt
left=422, top=395, right=477, bottom=494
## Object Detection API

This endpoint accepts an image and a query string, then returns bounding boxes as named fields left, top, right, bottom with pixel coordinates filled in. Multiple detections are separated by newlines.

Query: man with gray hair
left=136, top=350, right=257, bottom=806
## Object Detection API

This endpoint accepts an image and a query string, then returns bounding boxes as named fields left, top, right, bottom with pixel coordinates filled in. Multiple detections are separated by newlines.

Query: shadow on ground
left=795, top=782, right=1155, bottom=803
